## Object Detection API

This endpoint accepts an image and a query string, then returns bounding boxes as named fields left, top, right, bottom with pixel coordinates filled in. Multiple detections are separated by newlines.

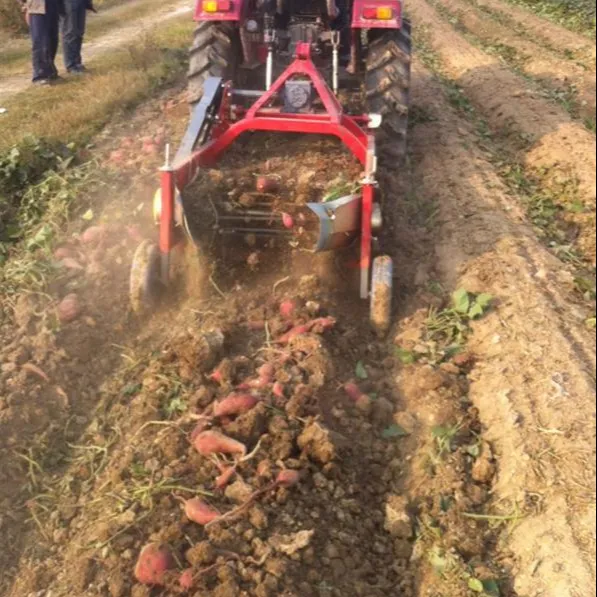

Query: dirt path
left=0, top=0, right=191, bottom=104
left=434, top=0, right=596, bottom=121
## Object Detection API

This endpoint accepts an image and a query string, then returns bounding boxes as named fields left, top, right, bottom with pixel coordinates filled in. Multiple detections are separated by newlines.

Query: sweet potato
left=276, top=469, right=300, bottom=488
left=184, top=498, right=221, bottom=525
left=258, top=362, right=275, bottom=380
left=278, top=317, right=337, bottom=343
left=180, top=568, right=195, bottom=590
left=215, top=466, right=237, bottom=490
left=278, top=324, right=310, bottom=344
left=256, top=175, right=279, bottom=193
left=194, top=431, right=247, bottom=456
left=279, top=299, right=297, bottom=320
left=57, top=294, right=82, bottom=323
left=134, top=543, right=175, bottom=586
left=214, top=394, right=258, bottom=418
left=81, top=225, right=106, bottom=245
left=190, top=419, right=211, bottom=442
left=273, top=382, right=286, bottom=399
left=60, top=257, right=85, bottom=271
left=344, top=382, right=364, bottom=402
left=282, top=213, right=294, bottom=229
left=309, top=316, right=337, bottom=332
left=54, top=246, right=77, bottom=260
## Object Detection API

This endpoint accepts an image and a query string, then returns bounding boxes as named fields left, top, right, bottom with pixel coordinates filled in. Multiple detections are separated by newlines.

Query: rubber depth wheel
left=188, top=21, right=239, bottom=106
left=366, top=21, right=412, bottom=160
left=130, top=240, right=162, bottom=314
left=370, top=255, right=394, bottom=337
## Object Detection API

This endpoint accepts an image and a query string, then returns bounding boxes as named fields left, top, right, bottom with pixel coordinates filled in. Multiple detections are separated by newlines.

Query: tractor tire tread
left=188, top=21, right=238, bottom=106
left=366, top=24, right=412, bottom=160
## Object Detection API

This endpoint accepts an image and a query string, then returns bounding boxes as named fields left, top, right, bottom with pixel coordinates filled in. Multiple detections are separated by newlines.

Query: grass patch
left=0, top=17, right=192, bottom=296
left=0, top=20, right=191, bottom=154
left=505, top=0, right=596, bottom=38
left=0, top=0, right=27, bottom=34
left=462, top=0, right=594, bottom=65
left=427, top=0, right=590, bottom=126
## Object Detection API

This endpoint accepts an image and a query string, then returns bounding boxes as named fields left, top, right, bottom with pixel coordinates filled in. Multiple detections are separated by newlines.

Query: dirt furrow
left=406, top=57, right=596, bottom=597
left=473, top=0, right=597, bottom=66
left=434, top=0, right=596, bottom=122
left=408, top=0, right=596, bottom=238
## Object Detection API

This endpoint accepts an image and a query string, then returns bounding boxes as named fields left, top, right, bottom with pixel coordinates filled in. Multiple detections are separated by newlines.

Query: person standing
left=20, top=0, right=61, bottom=85
left=61, top=0, right=95, bottom=74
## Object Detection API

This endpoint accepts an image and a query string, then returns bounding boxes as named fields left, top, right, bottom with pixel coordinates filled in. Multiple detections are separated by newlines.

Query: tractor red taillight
left=202, top=0, right=231, bottom=12
left=362, top=6, right=395, bottom=19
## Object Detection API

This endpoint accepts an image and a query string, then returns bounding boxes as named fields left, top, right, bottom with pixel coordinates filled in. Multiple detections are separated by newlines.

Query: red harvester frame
left=159, top=44, right=378, bottom=299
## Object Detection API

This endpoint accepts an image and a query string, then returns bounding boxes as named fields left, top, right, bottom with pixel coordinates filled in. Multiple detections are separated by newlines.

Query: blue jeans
left=62, top=0, right=87, bottom=72
left=29, top=0, right=60, bottom=82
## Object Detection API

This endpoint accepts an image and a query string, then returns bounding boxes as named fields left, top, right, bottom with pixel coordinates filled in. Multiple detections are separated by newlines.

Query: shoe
left=33, top=79, right=51, bottom=86
left=69, top=66, right=88, bottom=75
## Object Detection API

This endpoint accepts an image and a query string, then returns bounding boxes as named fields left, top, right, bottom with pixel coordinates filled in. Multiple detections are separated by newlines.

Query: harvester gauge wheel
left=370, top=255, right=394, bottom=337
left=130, top=240, right=162, bottom=315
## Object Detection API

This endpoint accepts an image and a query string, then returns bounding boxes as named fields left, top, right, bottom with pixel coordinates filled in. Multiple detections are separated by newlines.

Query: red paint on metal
left=351, top=0, right=402, bottom=28
left=174, top=115, right=369, bottom=189
left=194, top=0, right=243, bottom=21
left=360, top=184, right=374, bottom=299
left=246, top=43, right=343, bottom=124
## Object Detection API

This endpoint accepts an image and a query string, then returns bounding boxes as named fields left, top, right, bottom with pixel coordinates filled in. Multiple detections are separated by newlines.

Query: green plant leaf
left=586, top=317, right=596, bottom=330
left=428, top=547, right=447, bottom=574
left=355, top=361, right=368, bottom=380
left=396, top=347, right=417, bottom=365
left=468, top=303, right=485, bottom=319
left=432, top=425, right=449, bottom=439
left=81, top=208, right=94, bottom=221
left=382, top=424, right=409, bottom=439
left=482, top=579, right=501, bottom=596
left=122, top=383, right=142, bottom=397
left=440, top=495, right=452, bottom=512
left=476, top=293, right=493, bottom=309
left=452, top=288, right=471, bottom=314
left=466, top=443, right=481, bottom=458
left=468, top=578, right=485, bottom=592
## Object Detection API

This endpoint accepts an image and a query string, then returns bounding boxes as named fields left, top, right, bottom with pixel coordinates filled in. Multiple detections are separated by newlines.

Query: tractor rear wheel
left=365, top=21, right=412, bottom=160
left=188, top=21, right=239, bottom=106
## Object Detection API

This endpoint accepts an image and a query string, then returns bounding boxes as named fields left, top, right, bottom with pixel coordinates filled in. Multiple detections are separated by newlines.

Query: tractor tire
left=365, top=21, right=412, bottom=160
left=188, top=21, right=238, bottom=106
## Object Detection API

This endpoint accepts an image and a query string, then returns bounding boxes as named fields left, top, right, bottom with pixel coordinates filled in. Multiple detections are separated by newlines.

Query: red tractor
left=131, top=0, right=412, bottom=334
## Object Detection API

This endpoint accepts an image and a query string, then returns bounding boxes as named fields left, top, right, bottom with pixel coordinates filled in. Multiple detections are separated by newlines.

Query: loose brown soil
left=409, top=0, right=597, bottom=264
left=0, top=3, right=595, bottom=597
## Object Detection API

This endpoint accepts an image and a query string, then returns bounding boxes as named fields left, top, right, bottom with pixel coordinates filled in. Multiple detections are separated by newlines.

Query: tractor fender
left=351, top=0, right=404, bottom=29
left=194, top=0, right=246, bottom=21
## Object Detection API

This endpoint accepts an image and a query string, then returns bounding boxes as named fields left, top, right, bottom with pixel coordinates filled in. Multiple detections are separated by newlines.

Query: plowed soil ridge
left=435, top=0, right=596, bottom=121
left=408, top=58, right=597, bottom=597
left=473, top=0, right=597, bottom=66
